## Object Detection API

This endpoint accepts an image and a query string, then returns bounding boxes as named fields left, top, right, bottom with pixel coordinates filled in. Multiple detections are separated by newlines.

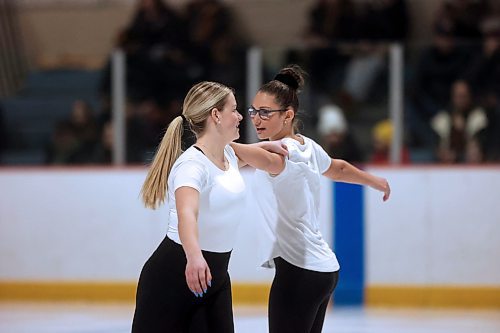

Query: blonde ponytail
left=141, top=116, right=183, bottom=209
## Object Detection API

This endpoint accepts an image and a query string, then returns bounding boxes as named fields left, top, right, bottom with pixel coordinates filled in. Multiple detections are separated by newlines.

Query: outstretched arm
left=230, top=142, right=286, bottom=175
left=323, top=158, right=391, bottom=201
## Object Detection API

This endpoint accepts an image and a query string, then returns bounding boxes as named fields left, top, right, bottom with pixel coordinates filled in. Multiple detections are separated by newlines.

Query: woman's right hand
left=185, top=253, right=212, bottom=297
left=258, top=140, right=288, bottom=157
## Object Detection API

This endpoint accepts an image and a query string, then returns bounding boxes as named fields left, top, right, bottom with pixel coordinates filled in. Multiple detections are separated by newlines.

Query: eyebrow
left=251, top=105, right=272, bottom=110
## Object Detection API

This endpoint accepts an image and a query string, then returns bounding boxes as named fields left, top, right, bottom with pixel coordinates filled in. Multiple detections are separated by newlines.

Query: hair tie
left=181, top=114, right=188, bottom=123
left=274, top=73, right=299, bottom=90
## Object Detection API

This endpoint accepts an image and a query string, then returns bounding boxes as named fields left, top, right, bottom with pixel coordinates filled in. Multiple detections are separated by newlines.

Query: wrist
left=185, top=248, right=203, bottom=261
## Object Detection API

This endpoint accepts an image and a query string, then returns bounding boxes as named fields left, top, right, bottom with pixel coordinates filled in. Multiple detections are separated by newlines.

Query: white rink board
left=1, top=166, right=499, bottom=287
left=365, top=167, right=500, bottom=286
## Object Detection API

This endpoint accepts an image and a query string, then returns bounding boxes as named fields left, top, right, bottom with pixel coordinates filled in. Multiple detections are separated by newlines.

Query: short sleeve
left=313, top=140, right=332, bottom=174
left=224, top=144, right=238, bottom=167
left=172, top=159, right=208, bottom=192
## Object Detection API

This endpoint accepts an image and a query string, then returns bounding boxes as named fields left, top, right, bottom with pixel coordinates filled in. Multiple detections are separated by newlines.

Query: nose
left=252, top=115, right=261, bottom=126
left=237, top=111, right=243, bottom=121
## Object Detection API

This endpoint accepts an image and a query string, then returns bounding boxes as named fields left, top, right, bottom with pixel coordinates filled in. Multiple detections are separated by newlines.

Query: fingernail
left=193, top=292, right=198, bottom=297
left=203, top=288, right=207, bottom=293
left=198, top=293, right=203, bottom=298
left=208, top=281, right=212, bottom=287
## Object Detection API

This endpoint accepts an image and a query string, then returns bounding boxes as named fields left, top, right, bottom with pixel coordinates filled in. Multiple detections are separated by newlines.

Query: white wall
left=0, top=168, right=165, bottom=281
left=1, top=167, right=499, bottom=287
left=365, top=167, right=500, bottom=286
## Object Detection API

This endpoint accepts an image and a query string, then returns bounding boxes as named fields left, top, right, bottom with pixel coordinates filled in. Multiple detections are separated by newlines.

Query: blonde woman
left=131, top=81, right=285, bottom=333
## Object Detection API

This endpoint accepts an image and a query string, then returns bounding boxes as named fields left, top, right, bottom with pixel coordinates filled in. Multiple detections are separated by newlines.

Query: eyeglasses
left=247, top=106, right=287, bottom=120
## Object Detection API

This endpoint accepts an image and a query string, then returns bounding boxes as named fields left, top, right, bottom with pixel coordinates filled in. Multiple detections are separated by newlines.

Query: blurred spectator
left=317, top=104, right=363, bottom=162
left=305, top=0, right=408, bottom=43
left=369, top=119, right=410, bottom=164
left=116, top=0, right=191, bottom=104
left=361, top=0, right=409, bottom=41
left=304, top=0, right=409, bottom=111
left=464, top=16, right=500, bottom=161
left=99, top=0, right=196, bottom=162
left=303, top=0, right=358, bottom=98
left=91, top=120, right=113, bottom=164
left=45, top=121, right=80, bottom=165
left=70, top=100, right=99, bottom=155
left=406, top=18, right=471, bottom=149
left=481, top=94, right=500, bottom=161
left=185, top=0, right=246, bottom=90
left=465, top=17, right=500, bottom=104
left=184, top=0, right=232, bottom=73
left=45, top=100, right=99, bottom=165
left=431, top=80, right=488, bottom=163
left=340, top=43, right=387, bottom=106
left=100, top=0, right=197, bottom=107
left=0, top=104, right=6, bottom=160
left=339, top=0, right=409, bottom=105
left=435, top=0, right=490, bottom=41
left=184, top=0, right=247, bottom=140
left=126, top=100, right=172, bottom=162
left=304, top=0, right=359, bottom=46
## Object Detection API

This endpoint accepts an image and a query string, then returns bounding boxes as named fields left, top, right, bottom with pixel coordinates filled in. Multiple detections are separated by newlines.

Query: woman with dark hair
left=231, top=64, right=391, bottom=333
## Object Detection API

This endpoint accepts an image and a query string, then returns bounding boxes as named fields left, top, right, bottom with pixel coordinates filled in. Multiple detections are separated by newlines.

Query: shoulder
left=173, top=148, right=209, bottom=175
left=297, top=135, right=328, bottom=155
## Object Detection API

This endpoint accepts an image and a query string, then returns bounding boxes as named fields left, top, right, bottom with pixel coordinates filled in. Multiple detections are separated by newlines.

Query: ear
left=211, top=108, right=220, bottom=123
left=284, top=108, right=295, bottom=122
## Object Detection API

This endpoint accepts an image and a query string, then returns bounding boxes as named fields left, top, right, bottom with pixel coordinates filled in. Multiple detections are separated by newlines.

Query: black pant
left=132, top=236, right=234, bottom=333
left=269, top=257, right=339, bottom=333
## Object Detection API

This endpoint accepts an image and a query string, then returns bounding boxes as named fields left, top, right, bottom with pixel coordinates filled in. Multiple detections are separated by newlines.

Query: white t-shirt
left=166, top=145, right=246, bottom=252
left=254, top=135, right=340, bottom=272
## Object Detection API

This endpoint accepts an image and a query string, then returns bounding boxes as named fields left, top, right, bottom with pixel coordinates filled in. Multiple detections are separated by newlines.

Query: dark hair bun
left=273, top=64, right=306, bottom=91
left=274, top=73, right=299, bottom=90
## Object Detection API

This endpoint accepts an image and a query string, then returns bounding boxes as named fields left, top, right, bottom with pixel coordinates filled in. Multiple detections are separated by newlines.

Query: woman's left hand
left=380, top=178, right=391, bottom=201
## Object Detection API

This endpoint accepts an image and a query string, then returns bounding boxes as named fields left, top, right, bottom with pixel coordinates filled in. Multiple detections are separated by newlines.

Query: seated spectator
left=435, top=0, right=490, bottom=41
left=465, top=16, right=500, bottom=104
left=431, top=80, right=488, bottom=163
left=100, top=0, right=195, bottom=104
left=91, top=120, right=113, bottom=164
left=45, top=121, right=80, bottom=165
left=362, top=0, right=409, bottom=42
left=304, top=0, right=409, bottom=114
left=406, top=18, right=471, bottom=149
left=183, top=0, right=247, bottom=140
left=369, top=119, right=410, bottom=164
left=465, top=17, right=500, bottom=161
left=317, top=104, right=363, bottom=162
left=183, top=0, right=246, bottom=88
left=45, top=100, right=99, bottom=165
left=302, top=0, right=358, bottom=97
left=0, top=104, right=6, bottom=160
left=70, top=100, right=99, bottom=155
left=339, top=0, right=409, bottom=105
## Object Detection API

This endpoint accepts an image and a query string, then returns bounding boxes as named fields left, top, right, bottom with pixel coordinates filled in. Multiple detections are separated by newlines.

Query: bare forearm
left=230, top=142, right=284, bottom=174
left=178, top=213, right=202, bottom=259
left=327, top=159, right=386, bottom=192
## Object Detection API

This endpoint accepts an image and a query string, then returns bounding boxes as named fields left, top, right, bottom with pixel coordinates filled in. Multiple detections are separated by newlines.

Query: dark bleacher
left=0, top=70, right=101, bottom=164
